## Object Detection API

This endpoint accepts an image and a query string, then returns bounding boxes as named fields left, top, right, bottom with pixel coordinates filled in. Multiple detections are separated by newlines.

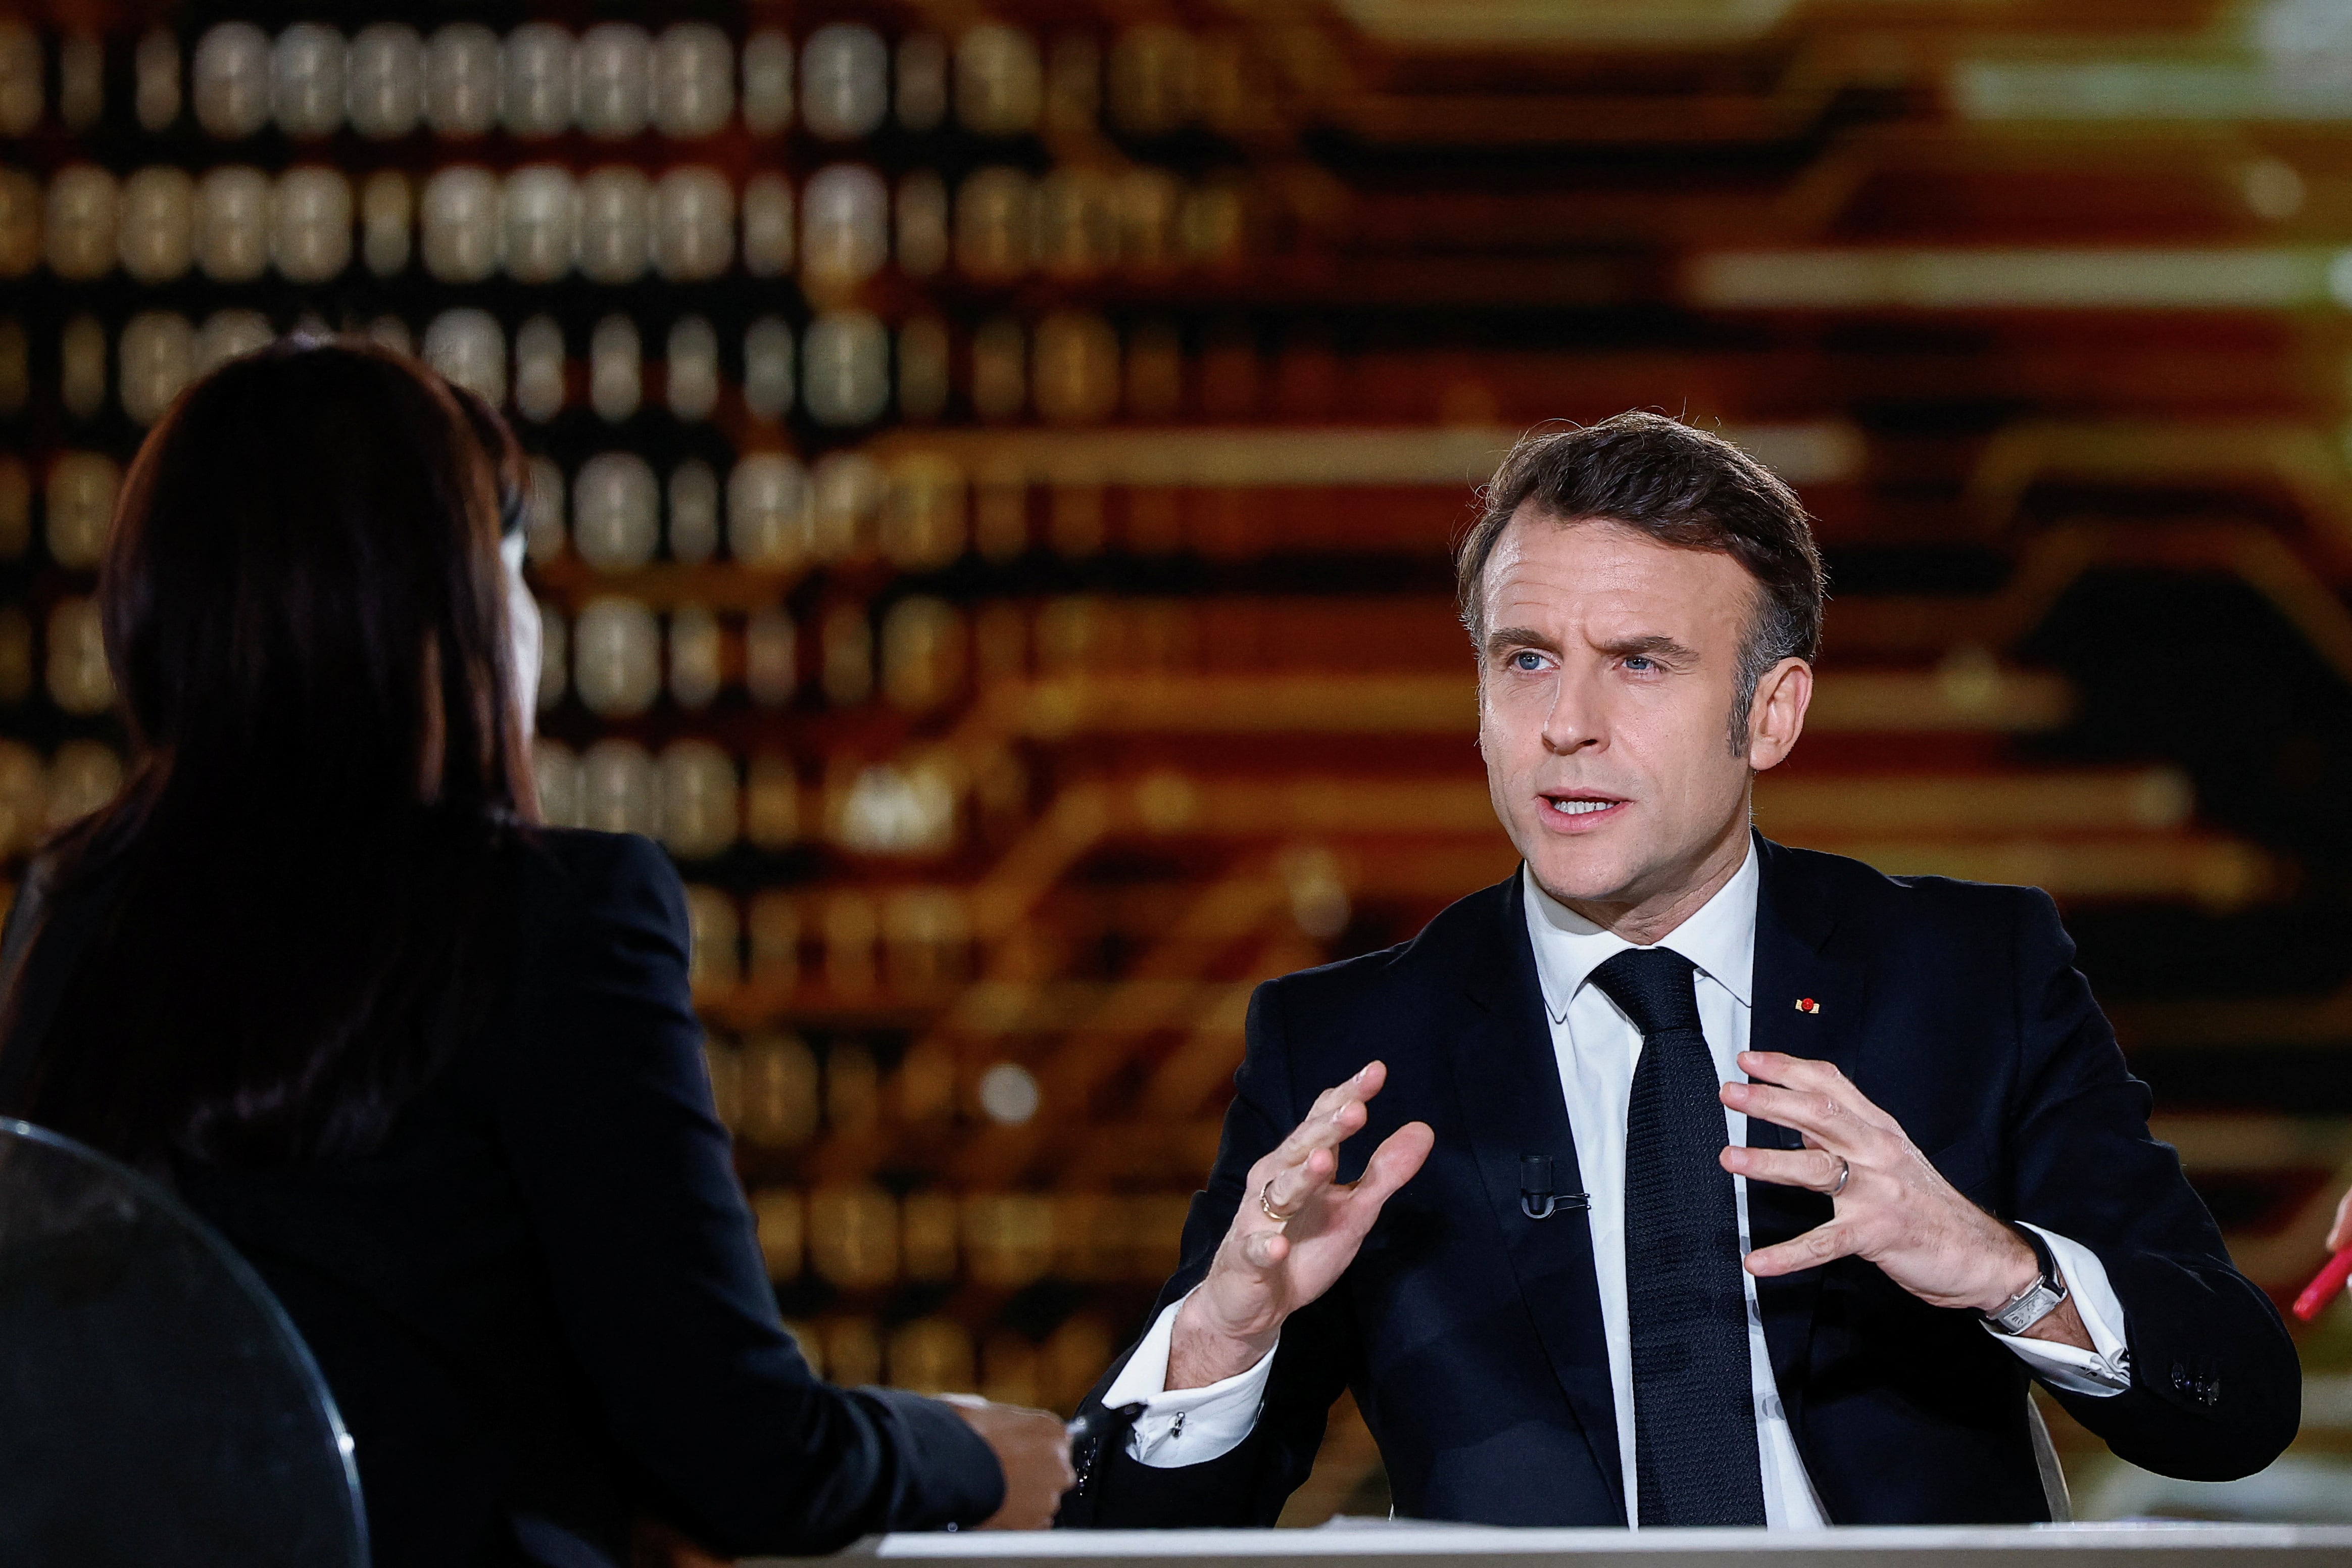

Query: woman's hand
left=628, top=1394, right=1076, bottom=1562
left=944, top=1396, right=1076, bottom=1529
left=632, top=1515, right=732, bottom=1567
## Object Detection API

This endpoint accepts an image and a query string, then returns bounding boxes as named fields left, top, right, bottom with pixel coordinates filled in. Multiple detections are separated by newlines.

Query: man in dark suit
left=1059, top=411, right=2299, bottom=1530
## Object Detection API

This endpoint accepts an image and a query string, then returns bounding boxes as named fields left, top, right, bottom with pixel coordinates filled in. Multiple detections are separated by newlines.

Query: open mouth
left=1538, top=792, right=1626, bottom=828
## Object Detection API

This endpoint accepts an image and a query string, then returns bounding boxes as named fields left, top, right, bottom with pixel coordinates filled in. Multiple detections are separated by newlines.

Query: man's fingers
left=1721, top=1078, right=1870, bottom=1153
left=1237, top=1227, right=1291, bottom=1270
left=1260, top=1144, right=1338, bottom=1218
left=1737, top=1052, right=1896, bottom=1130
left=1267, top=1061, right=1388, bottom=1168
left=1737, top=1050, right=1838, bottom=1089
left=1303, top=1060, right=1385, bottom=1120
left=1349, top=1120, right=1436, bottom=1206
left=1722, top=1144, right=1847, bottom=1194
left=1242, top=1063, right=1413, bottom=1238
left=1266, top=1100, right=1357, bottom=1168
left=1745, top=1221, right=1859, bottom=1278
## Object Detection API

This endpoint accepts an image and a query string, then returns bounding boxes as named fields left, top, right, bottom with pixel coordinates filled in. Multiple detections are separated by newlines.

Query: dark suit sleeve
left=1060, top=979, right=1362, bottom=1527
left=496, top=832, right=1003, bottom=1555
left=2002, top=887, right=2299, bottom=1480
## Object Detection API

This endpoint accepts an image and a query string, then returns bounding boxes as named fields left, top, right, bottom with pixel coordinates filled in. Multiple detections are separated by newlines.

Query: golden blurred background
left=2, top=0, right=2351, bottom=1523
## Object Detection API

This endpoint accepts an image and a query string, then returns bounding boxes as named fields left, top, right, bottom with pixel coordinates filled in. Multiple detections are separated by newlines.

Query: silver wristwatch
left=1983, top=1223, right=2069, bottom=1335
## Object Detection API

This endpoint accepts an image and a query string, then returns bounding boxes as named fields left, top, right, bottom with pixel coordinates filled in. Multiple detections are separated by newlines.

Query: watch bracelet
left=1984, top=1222, right=2069, bottom=1334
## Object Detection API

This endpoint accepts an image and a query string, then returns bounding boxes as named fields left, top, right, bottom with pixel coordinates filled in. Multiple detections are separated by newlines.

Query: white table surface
left=746, top=1523, right=2352, bottom=1568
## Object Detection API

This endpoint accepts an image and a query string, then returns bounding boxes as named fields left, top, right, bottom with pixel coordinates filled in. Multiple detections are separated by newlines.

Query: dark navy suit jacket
left=1061, top=835, right=2299, bottom=1528
left=2, top=828, right=1004, bottom=1568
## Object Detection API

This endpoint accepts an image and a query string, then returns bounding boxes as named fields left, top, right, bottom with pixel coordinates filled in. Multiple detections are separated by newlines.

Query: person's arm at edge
left=494, top=832, right=1005, bottom=1555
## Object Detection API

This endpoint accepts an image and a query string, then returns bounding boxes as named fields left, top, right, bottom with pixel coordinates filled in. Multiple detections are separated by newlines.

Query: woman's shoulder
left=489, top=827, right=696, bottom=1053
left=504, top=826, right=687, bottom=938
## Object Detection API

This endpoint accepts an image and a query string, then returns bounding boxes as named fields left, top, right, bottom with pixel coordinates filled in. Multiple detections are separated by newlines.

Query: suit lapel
left=1444, top=870, right=1624, bottom=1517
left=1744, top=833, right=1869, bottom=1461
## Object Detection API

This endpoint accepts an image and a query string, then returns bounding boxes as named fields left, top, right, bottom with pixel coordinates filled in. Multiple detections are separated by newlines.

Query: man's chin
left=1520, top=843, right=1642, bottom=909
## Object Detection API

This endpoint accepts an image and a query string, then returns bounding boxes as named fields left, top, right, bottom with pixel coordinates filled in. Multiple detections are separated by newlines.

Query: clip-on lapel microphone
left=1520, top=1154, right=1590, bottom=1219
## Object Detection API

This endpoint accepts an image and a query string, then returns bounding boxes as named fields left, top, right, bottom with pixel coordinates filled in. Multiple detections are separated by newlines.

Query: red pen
left=2293, top=1248, right=2352, bottom=1322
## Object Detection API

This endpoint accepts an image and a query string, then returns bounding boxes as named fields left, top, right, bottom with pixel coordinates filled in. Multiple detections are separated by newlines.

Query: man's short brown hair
left=1457, top=411, right=1828, bottom=750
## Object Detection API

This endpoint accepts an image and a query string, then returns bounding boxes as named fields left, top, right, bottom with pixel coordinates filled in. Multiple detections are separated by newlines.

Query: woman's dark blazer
left=0, top=827, right=1003, bottom=1567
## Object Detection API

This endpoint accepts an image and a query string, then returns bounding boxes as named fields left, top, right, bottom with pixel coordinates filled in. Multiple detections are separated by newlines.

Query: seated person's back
left=0, top=342, right=1070, bottom=1567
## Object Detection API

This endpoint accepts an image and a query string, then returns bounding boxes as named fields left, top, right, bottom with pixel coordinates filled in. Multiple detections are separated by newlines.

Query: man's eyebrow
left=1596, top=633, right=1700, bottom=663
left=1485, top=628, right=1702, bottom=663
left=1483, top=626, right=1562, bottom=660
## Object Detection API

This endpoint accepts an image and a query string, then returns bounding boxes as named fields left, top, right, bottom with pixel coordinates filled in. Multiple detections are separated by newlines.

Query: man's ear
left=1747, top=657, right=1812, bottom=772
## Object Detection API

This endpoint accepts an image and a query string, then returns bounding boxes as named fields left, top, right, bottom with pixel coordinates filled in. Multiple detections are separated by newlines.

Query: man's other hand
left=1169, top=1061, right=1435, bottom=1390
left=1720, top=1051, right=2093, bottom=1350
left=944, top=1396, right=1077, bottom=1529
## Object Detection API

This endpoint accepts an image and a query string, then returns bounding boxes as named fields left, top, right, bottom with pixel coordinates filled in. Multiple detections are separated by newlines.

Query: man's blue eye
left=1624, top=656, right=1652, bottom=672
left=1513, top=652, right=1543, bottom=671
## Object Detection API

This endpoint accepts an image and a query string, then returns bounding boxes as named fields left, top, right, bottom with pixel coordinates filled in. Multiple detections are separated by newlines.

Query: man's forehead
left=1487, top=513, right=1742, bottom=595
left=1497, top=506, right=1678, bottom=556
left=1480, top=514, right=1755, bottom=652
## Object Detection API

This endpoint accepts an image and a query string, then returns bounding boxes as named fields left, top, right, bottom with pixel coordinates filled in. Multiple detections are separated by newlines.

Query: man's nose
left=1539, top=668, right=1602, bottom=755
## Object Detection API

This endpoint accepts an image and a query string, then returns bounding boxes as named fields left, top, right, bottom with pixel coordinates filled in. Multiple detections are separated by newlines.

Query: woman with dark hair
left=449, top=378, right=547, bottom=741
left=0, top=341, right=1070, bottom=1567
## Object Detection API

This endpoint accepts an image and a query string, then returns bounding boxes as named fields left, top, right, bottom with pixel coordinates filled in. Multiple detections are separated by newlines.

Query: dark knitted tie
left=1588, top=946, right=1767, bottom=1528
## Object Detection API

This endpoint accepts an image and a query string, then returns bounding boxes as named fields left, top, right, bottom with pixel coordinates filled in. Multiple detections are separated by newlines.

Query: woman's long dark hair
left=1, top=339, right=539, bottom=1166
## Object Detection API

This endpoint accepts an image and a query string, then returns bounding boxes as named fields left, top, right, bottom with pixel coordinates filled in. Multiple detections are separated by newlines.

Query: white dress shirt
left=1105, top=846, right=2132, bottom=1524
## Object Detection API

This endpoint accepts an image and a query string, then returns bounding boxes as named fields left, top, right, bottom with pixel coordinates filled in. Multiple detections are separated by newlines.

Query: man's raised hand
left=1168, top=1062, right=1435, bottom=1390
left=1720, top=1050, right=2092, bottom=1349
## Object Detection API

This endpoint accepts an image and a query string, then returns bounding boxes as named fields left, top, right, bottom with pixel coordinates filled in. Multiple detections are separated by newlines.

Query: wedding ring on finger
left=1260, top=1178, right=1301, bottom=1224
left=1827, top=1155, right=1851, bottom=1197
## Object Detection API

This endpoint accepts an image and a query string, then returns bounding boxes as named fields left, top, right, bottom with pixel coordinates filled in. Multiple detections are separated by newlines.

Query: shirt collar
left=1522, top=839, right=1759, bottom=1025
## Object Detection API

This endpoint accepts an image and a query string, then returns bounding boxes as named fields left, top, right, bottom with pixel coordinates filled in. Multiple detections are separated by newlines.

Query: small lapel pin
left=1795, top=997, right=1821, bottom=1014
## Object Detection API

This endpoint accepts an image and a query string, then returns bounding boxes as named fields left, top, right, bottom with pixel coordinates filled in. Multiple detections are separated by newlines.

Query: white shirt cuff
left=1099, top=1291, right=1276, bottom=1467
left=1983, top=1223, right=2131, bottom=1397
